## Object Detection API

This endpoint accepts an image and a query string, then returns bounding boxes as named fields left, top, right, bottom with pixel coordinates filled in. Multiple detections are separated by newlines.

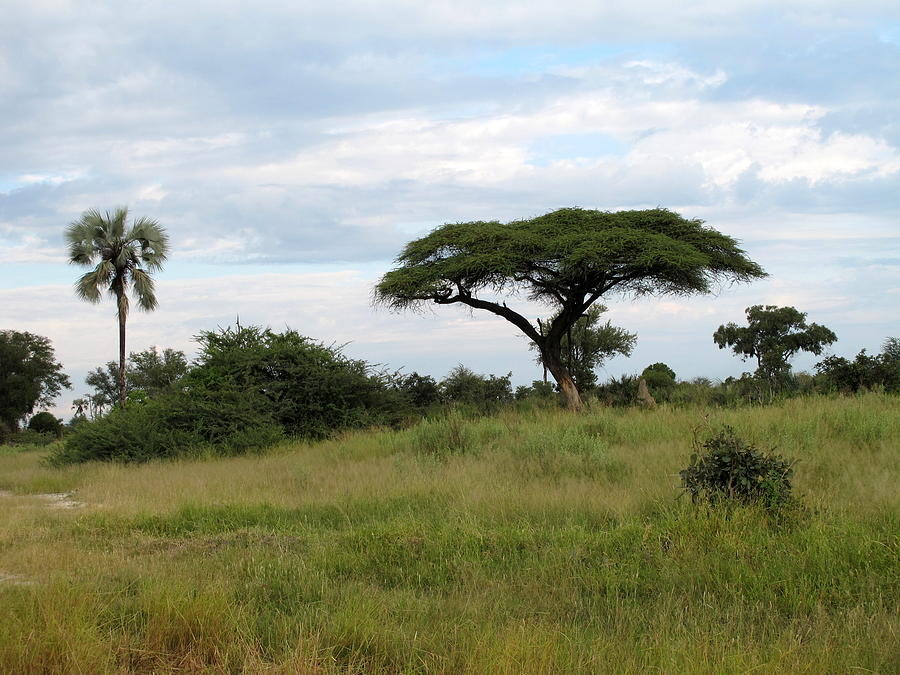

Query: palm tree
left=66, top=207, right=169, bottom=409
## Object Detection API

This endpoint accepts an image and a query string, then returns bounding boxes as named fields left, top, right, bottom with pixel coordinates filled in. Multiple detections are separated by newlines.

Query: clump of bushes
left=52, top=325, right=411, bottom=464
left=680, top=426, right=796, bottom=512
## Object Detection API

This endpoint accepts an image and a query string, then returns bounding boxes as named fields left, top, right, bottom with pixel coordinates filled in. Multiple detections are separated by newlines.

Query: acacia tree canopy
left=375, top=207, right=766, bottom=410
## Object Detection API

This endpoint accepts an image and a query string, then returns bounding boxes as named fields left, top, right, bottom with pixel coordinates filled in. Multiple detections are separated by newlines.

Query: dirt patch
left=0, top=571, right=35, bottom=586
left=0, top=490, right=83, bottom=509
left=36, top=493, right=82, bottom=509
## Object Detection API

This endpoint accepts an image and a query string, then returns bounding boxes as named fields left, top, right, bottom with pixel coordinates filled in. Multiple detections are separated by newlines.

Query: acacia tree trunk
left=117, top=295, right=127, bottom=409
left=541, top=344, right=584, bottom=412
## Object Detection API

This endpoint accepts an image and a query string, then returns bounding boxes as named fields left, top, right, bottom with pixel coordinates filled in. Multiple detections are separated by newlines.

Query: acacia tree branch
left=433, top=292, right=542, bottom=343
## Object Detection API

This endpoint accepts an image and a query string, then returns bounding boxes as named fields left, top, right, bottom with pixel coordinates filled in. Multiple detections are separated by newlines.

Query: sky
left=1, top=0, right=898, bottom=418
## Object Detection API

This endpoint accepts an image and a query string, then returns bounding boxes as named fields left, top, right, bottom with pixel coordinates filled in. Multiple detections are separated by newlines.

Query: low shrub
left=50, top=390, right=284, bottom=465
left=27, top=411, right=63, bottom=436
left=680, top=426, right=797, bottom=512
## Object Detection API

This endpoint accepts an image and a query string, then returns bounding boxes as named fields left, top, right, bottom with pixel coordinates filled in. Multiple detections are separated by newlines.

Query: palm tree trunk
left=117, top=294, right=127, bottom=409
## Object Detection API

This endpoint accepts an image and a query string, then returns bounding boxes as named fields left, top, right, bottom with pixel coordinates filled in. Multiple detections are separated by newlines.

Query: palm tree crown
left=66, top=207, right=169, bottom=408
left=66, top=207, right=169, bottom=315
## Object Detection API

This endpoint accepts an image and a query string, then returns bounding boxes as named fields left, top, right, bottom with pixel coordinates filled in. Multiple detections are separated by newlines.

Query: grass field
left=0, top=394, right=897, bottom=673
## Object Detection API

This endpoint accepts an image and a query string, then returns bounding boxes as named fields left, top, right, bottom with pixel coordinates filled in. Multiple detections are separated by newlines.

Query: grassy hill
left=0, top=394, right=897, bottom=673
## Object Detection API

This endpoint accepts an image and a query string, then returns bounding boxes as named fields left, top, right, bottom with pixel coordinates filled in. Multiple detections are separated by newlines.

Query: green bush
left=27, top=411, right=63, bottom=436
left=50, top=390, right=284, bottom=465
left=641, top=363, right=676, bottom=401
left=52, top=325, right=414, bottom=464
left=439, top=365, right=513, bottom=412
left=190, top=325, right=405, bottom=437
left=680, top=426, right=796, bottom=511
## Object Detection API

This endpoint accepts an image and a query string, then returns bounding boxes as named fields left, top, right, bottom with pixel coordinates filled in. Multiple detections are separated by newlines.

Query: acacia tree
left=66, top=207, right=169, bottom=409
left=713, top=305, right=837, bottom=386
left=375, top=207, right=766, bottom=410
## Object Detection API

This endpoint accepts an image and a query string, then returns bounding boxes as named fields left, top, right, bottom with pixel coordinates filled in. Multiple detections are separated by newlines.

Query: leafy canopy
left=376, top=207, right=766, bottom=316
left=0, top=330, right=71, bottom=430
left=714, top=305, right=837, bottom=382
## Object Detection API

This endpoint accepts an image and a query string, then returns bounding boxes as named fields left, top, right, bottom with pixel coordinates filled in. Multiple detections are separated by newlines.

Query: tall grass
left=0, top=394, right=897, bottom=673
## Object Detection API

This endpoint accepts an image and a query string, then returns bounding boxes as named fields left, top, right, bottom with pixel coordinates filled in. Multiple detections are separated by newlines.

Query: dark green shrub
left=680, top=426, right=796, bottom=511
left=52, top=324, right=413, bottom=464
left=190, top=325, right=404, bottom=437
left=815, top=338, right=900, bottom=394
left=28, top=411, right=63, bottom=436
left=439, top=365, right=513, bottom=413
left=50, top=390, right=284, bottom=465
left=514, top=380, right=556, bottom=401
left=386, top=371, right=441, bottom=416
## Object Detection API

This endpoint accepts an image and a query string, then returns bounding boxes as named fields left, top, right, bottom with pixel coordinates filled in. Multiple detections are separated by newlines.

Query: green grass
left=0, top=394, right=897, bottom=673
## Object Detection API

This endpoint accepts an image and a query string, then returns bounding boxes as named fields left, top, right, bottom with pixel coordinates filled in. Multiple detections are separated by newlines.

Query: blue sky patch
left=527, top=132, right=629, bottom=166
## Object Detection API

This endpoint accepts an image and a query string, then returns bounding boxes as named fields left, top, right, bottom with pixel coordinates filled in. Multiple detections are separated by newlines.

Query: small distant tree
left=28, top=411, right=63, bottom=436
left=641, top=362, right=677, bottom=400
left=67, top=207, right=169, bottom=409
left=390, top=372, right=441, bottom=411
left=439, top=365, right=513, bottom=411
left=84, top=346, right=188, bottom=414
left=714, top=305, right=837, bottom=387
left=376, top=208, right=765, bottom=411
left=128, top=347, right=188, bottom=397
left=533, top=305, right=636, bottom=392
left=0, top=330, right=71, bottom=432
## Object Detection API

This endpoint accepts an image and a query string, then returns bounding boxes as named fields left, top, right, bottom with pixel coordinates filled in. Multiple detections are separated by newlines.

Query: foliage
left=55, top=324, right=412, bottom=464
left=596, top=374, right=640, bottom=406
left=386, top=372, right=442, bottom=413
left=815, top=337, right=900, bottom=393
left=53, top=390, right=283, bottom=464
left=0, top=330, right=71, bottom=430
left=83, top=347, right=189, bottom=415
left=514, top=380, right=557, bottom=400
left=438, top=365, right=513, bottom=412
left=27, top=411, right=63, bottom=436
left=680, top=426, right=796, bottom=511
left=189, top=325, right=403, bottom=438
left=641, top=362, right=677, bottom=400
left=532, top=305, right=636, bottom=391
left=714, top=305, right=837, bottom=387
left=66, top=207, right=169, bottom=408
left=376, top=207, right=766, bottom=410
left=128, top=346, right=189, bottom=396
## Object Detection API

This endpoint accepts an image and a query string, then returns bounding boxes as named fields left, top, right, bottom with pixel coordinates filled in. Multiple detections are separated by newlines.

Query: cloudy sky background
left=2, top=0, right=898, bottom=417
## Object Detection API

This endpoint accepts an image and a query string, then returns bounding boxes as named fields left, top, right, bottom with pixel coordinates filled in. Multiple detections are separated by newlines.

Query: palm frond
left=109, top=206, right=129, bottom=239
left=74, top=265, right=111, bottom=303
left=128, top=218, right=169, bottom=270
left=131, top=268, right=158, bottom=311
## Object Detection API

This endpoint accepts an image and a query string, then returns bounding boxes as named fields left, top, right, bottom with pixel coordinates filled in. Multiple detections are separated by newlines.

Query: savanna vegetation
left=0, top=395, right=897, bottom=673
left=0, top=205, right=897, bottom=672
